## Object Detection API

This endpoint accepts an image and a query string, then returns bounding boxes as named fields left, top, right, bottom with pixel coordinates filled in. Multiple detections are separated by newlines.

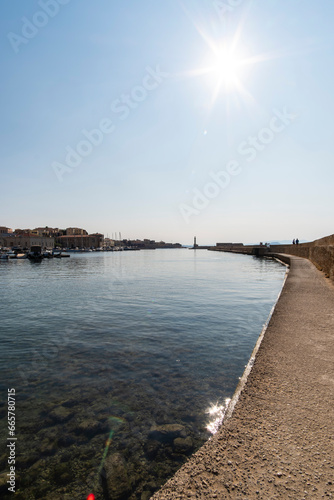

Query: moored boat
left=53, top=251, right=70, bottom=258
left=15, top=253, right=27, bottom=259
left=28, top=245, right=43, bottom=262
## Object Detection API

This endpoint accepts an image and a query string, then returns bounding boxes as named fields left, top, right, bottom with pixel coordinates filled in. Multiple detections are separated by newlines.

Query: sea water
left=0, top=249, right=286, bottom=499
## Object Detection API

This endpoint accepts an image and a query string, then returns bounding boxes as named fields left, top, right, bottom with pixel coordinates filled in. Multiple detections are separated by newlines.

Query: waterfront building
left=121, top=239, right=182, bottom=249
left=0, top=226, right=13, bottom=234
left=57, top=233, right=104, bottom=249
left=103, top=238, right=115, bottom=248
left=65, top=227, right=88, bottom=236
left=0, top=233, right=55, bottom=250
left=32, top=227, right=62, bottom=237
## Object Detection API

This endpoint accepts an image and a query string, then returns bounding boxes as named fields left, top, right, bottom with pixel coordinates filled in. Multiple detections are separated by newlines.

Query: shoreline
left=152, top=254, right=334, bottom=499
left=223, top=256, right=290, bottom=424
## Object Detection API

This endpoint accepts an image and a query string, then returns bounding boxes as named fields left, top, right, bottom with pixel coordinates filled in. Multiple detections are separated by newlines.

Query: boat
left=0, top=250, right=27, bottom=260
left=28, top=245, right=43, bottom=262
left=53, top=251, right=70, bottom=258
left=15, top=253, right=27, bottom=259
left=7, top=250, right=17, bottom=259
left=43, top=251, right=53, bottom=258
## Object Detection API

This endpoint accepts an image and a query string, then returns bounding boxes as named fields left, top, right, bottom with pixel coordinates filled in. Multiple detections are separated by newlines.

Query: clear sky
left=1, top=0, right=333, bottom=245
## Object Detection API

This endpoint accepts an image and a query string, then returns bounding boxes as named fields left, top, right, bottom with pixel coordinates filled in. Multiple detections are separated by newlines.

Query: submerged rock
left=144, top=439, right=161, bottom=458
left=173, top=436, right=194, bottom=454
left=103, top=452, right=131, bottom=500
left=49, top=406, right=73, bottom=423
left=75, top=418, right=107, bottom=437
left=149, top=424, right=187, bottom=443
left=57, top=433, right=76, bottom=447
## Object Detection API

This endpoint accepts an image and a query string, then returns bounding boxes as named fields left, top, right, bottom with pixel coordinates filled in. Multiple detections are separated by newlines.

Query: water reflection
left=206, top=398, right=231, bottom=434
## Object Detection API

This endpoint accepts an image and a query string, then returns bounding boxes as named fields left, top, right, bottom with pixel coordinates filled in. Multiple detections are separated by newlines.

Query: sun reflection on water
left=206, top=398, right=231, bottom=434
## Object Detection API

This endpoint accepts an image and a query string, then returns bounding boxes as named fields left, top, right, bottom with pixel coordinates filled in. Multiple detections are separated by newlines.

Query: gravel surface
left=152, top=255, right=334, bottom=499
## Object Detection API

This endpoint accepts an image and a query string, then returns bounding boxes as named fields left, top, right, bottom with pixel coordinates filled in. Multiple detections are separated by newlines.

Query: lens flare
left=87, top=494, right=95, bottom=500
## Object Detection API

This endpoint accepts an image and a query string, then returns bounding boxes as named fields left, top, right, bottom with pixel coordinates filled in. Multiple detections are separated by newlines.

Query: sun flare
left=208, top=46, right=244, bottom=91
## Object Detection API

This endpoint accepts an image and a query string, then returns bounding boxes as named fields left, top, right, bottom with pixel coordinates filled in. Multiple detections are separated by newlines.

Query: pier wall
left=269, top=234, right=334, bottom=281
left=210, top=234, right=334, bottom=282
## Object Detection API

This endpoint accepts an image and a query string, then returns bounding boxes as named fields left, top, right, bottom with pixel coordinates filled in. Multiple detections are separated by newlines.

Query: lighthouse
left=194, top=236, right=198, bottom=248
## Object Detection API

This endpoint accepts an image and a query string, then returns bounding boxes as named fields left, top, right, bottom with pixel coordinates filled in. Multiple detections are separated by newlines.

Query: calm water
left=0, top=249, right=286, bottom=499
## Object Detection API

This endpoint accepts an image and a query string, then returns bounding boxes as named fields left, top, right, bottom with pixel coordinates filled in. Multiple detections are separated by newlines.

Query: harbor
left=0, top=226, right=183, bottom=262
left=0, top=249, right=286, bottom=499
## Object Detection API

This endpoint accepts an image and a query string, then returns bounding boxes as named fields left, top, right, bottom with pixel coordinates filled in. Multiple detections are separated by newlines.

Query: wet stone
left=17, top=451, right=41, bottom=468
left=103, top=452, right=132, bottom=500
left=75, top=418, right=107, bottom=437
left=149, top=424, right=187, bottom=443
left=57, top=433, right=76, bottom=447
left=28, top=459, right=47, bottom=474
left=144, top=439, right=161, bottom=458
left=49, top=406, right=73, bottom=423
left=141, top=491, right=152, bottom=500
left=173, top=436, right=194, bottom=454
left=40, top=438, right=58, bottom=456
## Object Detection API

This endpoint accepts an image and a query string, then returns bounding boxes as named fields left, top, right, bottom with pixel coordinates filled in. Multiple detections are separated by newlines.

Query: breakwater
left=210, top=233, right=334, bottom=282
left=269, top=234, right=334, bottom=281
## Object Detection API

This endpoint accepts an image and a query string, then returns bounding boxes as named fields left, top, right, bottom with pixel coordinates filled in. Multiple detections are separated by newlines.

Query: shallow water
left=0, top=249, right=285, bottom=499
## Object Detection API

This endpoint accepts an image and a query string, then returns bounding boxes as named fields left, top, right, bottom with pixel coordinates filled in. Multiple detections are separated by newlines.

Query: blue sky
left=1, top=0, right=333, bottom=245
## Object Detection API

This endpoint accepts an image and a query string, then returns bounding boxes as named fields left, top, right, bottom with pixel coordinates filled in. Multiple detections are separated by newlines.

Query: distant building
left=0, top=234, right=54, bottom=250
left=57, top=233, right=104, bottom=249
left=66, top=227, right=88, bottom=236
left=122, top=239, right=182, bottom=249
left=103, top=238, right=115, bottom=248
left=0, top=226, right=13, bottom=234
left=216, top=243, right=244, bottom=248
left=14, top=228, right=33, bottom=235
left=32, top=227, right=62, bottom=237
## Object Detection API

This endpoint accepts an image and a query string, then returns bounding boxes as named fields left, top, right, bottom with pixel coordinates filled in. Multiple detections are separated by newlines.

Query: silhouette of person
left=292, top=239, right=295, bottom=244
left=296, top=238, right=299, bottom=245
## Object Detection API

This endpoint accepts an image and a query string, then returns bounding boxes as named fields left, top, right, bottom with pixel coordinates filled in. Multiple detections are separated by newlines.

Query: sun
left=208, top=45, right=244, bottom=92
left=178, top=5, right=281, bottom=106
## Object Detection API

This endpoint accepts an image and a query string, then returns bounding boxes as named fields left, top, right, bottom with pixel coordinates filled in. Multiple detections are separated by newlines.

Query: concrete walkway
left=152, top=255, right=334, bottom=499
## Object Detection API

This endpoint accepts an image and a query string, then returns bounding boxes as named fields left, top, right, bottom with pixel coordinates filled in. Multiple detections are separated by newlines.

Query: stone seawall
left=211, top=234, right=334, bottom=282
left=269, top=233, right=334, bottom=281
